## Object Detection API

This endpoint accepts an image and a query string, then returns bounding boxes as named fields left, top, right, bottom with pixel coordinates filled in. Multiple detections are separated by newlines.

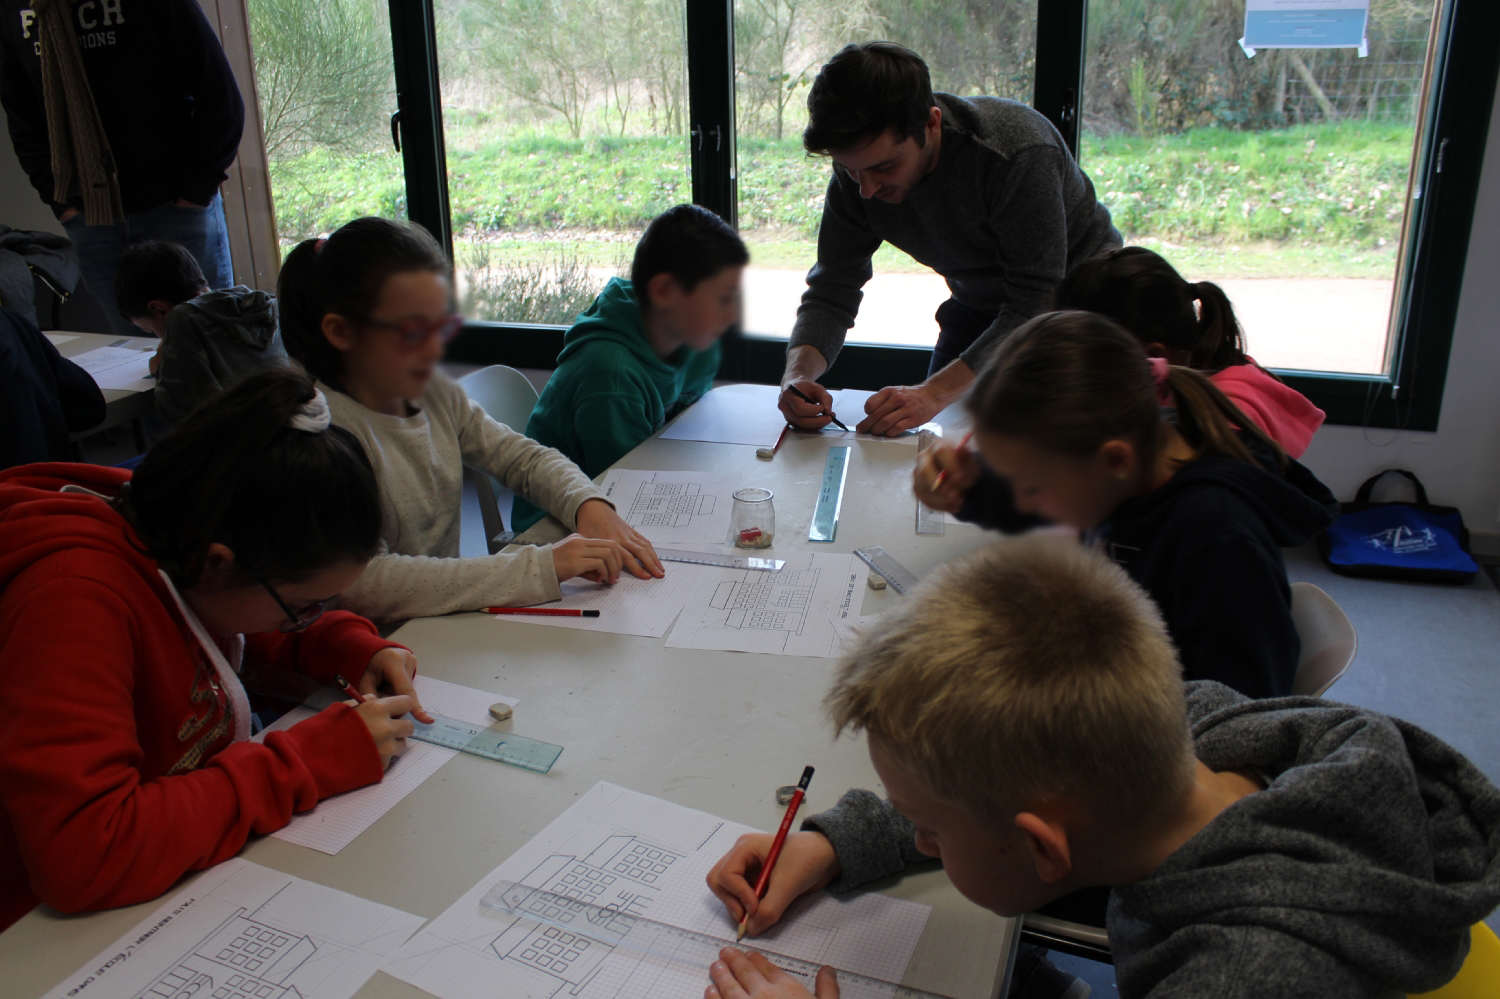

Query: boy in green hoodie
left=511, top=205, right=748, bottom=533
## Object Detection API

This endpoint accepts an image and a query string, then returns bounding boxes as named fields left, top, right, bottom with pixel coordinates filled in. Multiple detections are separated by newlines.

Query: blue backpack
left=1319, top=469, right=1477, bottom=584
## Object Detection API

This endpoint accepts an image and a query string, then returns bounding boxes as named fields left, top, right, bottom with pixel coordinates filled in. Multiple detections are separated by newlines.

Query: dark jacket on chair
left=0, top=307, right=104, bottom=468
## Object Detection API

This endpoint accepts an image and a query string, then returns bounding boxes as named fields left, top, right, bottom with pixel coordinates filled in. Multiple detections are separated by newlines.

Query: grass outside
left=270, top=121, right=1416, bottom=281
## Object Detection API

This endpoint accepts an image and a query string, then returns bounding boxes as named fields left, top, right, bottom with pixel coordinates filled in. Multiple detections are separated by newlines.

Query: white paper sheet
left=658, top=385, right=922, bottom=447
left=40, top=858, right=424, bottom=999
left=490, top=561, right=715, bottom=638
left=665, top=551, right=868, bottom=658
left=70, top=343, right=156, bottom=391
left=43, top=333, right=77, bottom=345
left=382, top=782, right=931, bottom=999
left=254, top=675, right=514, bottom=854
left=599, top=469, right=741, bottom=545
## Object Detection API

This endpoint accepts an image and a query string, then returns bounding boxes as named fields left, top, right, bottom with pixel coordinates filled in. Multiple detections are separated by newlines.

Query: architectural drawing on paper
left=134, top=909, right=315, bottom=999
left=483, top=836, right=685, bottom=997
left=710, top=569, right=821, bottom=636
left=626, top=480, right=716, bottom=529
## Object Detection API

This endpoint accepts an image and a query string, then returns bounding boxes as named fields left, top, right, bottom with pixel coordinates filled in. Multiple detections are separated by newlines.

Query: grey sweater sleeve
left=787, top=174, right=883, bottom=369
left=957, top=145, right=1081, bottom=373
left=800, top=789, right=934, bottom=893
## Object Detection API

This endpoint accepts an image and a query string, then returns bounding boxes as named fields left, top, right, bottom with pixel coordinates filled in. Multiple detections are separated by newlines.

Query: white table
left=0, top=384, right=1019, bottom=999
left=52, top=330, right=159, bottom=451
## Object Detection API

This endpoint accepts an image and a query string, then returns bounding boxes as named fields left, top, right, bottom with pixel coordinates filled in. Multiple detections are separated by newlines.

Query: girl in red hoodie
left=0, top=369, right=428, bottom=931
left=1054, top=246, right=1325, bottom=458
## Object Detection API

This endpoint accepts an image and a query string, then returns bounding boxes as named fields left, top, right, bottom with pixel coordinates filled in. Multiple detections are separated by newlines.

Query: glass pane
left=247, top=0, right=406, bottom=245
left=432, top=0, right=690, bottom=324
left=737, top=2, right=1038, bottom=347
left=1082, top=0, right=1437, bottom=375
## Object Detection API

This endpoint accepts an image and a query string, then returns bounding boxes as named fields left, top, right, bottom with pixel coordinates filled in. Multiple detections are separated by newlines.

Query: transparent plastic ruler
left=410, top=715, right=563, bottom=773
left=855, top=546, right=921, bottom=596
left=480, top=881, right=954, bottom=999
left=656, top=547, right=786, bottom=572
left=809, top=445, right=850, bottom=542
left=915, top=428, right=945, bottom=536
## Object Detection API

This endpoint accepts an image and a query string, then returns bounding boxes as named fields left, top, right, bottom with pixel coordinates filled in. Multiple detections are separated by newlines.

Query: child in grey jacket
left=706, top=534, right=1500, bottom=998
left=115, top=241, right=287, bottom=426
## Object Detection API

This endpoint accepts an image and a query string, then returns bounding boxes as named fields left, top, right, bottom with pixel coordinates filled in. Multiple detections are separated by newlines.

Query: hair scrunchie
left=314, top=237, right=327, bottom=253
left=289, top=389, right=332, bottom=433
left=1146, top=356, right=1170, bottom=388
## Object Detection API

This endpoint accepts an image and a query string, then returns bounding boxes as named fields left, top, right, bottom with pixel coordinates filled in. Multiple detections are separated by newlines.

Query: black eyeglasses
left=260, top=580, right=328, bottom=633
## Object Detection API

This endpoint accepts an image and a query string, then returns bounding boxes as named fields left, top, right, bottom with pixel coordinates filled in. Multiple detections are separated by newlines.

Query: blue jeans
left=62, top=193, right=234, bottom=337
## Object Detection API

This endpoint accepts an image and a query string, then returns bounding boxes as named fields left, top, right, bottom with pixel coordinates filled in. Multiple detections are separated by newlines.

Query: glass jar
left=730, top=487, right=776, bottom=549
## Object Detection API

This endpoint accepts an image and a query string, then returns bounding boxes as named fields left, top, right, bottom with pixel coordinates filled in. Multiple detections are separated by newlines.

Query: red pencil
left=485, top=607, right=601, bottom=617
left=334, top=673, right=365, bottom=701
left=737, top=765, right=814, bottom=941
left=932, top=430, right=974, bottom=490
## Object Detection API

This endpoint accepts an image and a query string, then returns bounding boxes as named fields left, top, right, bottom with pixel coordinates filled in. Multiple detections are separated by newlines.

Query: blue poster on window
left=1242, top=0, right=1368, bottom=55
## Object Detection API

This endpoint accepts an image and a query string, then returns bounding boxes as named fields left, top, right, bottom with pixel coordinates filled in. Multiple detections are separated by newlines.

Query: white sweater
left=323, top=372, right=607, bottom=621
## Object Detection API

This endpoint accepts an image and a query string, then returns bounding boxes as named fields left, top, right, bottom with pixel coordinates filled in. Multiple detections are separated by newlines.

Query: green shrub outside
left=269, top=121, right=1415, bottom=276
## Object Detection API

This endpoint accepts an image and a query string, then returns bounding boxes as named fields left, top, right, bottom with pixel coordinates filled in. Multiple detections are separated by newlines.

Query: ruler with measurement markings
left=809, top=445, right=850, bottom=542
left=855, top=546, right=921, bottom=596
left=656, top=548, right=785, bottom=571
left=915, top=428, right=946, bottom=535
left=479, top=881, right=955, bottom=999
left=410, top=715, right=563, bottom=773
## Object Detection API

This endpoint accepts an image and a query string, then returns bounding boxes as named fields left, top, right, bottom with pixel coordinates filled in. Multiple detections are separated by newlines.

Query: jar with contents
left=730, top=487, right=776, bottom=549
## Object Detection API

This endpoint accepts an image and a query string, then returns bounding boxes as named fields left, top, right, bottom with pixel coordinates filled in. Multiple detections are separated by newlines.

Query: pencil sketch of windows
left=628, top=481, right=716, bottom=528
left=135, top=910, right=315, bottom=999
left=710, top=570, right=819, bottom=635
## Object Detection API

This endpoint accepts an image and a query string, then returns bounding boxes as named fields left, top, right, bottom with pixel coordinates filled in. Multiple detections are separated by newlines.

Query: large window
left=1082, top=0, right=1436, bottom=377
left=246, top=0, right=1499, bottom=429
left=734, top=2, right=1038, bottom=349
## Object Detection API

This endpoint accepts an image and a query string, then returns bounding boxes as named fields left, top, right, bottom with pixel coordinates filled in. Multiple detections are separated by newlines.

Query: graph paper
left=382, top=782, right=931, bottom=999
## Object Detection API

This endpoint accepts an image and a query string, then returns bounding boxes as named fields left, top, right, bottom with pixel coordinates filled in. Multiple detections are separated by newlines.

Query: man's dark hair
left=630, top=204, right=748, bottom=308
left=803, top=42, right=934, bottom=155
left=114, top=241, right=208, bottom=320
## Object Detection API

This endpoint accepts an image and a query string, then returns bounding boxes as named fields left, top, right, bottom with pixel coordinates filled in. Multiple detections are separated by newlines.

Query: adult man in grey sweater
left=780, top=43, right=1120, bottom=436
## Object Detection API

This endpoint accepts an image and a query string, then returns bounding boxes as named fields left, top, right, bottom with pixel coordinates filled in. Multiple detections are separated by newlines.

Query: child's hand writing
left=913, top=440, right=981, bottom=514
left=706, top=831, right=840, bottom=937
left=574, top=499, right=665, bottom=579
left=360, top=647, right=434, bottom=723
left=707, top=948, right=838, bottom=999
left=348, top=694, right=416, bottom=767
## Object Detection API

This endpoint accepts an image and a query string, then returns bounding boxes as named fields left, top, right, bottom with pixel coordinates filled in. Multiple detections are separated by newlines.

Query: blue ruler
left=410, top=715, right=563, bottom=773
left=808, top=446, right=850, bottom=542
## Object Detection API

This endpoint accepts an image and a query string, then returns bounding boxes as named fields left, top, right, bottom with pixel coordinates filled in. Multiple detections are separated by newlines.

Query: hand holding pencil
left=913, top=432, right=979, bottom=515
left=706, top=769, right=841, bottom=938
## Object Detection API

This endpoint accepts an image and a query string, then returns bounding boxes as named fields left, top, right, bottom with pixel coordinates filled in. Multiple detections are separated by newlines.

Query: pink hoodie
left=1211, top=360, right=1325, bottom=459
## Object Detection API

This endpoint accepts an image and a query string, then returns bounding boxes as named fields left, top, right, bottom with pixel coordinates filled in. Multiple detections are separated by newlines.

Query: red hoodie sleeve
left=244, top=609, right=409, bottom=687
left=0, top=575, right=384, bottom=916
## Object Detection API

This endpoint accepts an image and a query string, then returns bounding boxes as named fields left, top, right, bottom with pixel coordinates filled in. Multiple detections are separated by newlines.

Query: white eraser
left=867, top=574, right=887, bottom=590
left=489, top=702, right=514, bottom=722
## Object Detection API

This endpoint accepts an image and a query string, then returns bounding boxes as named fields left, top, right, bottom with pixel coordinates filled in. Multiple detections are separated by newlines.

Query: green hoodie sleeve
left=572, top=388, right=658, bottom=479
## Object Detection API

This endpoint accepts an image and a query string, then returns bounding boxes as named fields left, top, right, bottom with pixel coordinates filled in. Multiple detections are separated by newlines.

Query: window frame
left=386, top=0, right=1497, bottom=431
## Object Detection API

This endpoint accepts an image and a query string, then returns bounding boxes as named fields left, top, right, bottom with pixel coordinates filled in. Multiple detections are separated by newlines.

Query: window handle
left=391, top=110, right=403, bottom=153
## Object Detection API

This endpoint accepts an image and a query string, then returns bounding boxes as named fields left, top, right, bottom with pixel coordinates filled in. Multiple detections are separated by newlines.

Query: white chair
left=1289, top=581, right=1358, bottom=697
left=457, top=365, right=540, bottom=555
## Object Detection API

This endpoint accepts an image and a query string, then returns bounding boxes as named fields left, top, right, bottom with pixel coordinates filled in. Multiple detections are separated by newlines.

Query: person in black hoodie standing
left=0, top=0, right=244, bottom=337
left=916, top=310, right=1338, bottom=700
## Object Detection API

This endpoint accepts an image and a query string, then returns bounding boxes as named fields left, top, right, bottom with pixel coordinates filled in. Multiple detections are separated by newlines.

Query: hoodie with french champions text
left=0, top=0, right=244, bottom=215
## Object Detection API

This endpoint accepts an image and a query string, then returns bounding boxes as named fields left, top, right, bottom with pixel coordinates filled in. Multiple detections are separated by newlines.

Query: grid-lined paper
left=254, top=676, right=515, bottom=854
left=382, top=782, right=932, bottom=999
left=41, top=858, right=424, bottom=999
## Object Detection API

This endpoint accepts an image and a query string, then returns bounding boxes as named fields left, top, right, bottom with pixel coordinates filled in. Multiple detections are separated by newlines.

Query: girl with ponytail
left=1054, top=246, right=1325, bottom=458
left=0, top=369, right=426, bottom=931
left=915, top=311, right=1338, bottom=699
left=277, top=217, right=665, bottom=623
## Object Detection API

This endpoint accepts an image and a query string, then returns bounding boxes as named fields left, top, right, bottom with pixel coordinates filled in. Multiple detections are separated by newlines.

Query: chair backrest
left=457, top=364, right=540, bottom=432
left=1289, top=581, right=1358, bottom=697
left=457, top=366, right=541, bottom=554
left=1411, top=923, right=1500, bottom=998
